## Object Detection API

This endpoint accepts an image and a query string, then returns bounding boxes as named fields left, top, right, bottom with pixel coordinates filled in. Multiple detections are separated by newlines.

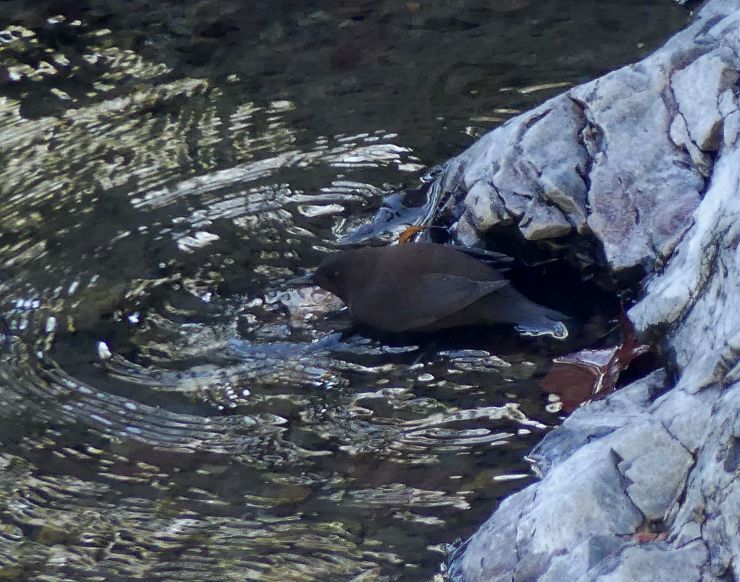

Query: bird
left=305, top=242, right=569, bottom=338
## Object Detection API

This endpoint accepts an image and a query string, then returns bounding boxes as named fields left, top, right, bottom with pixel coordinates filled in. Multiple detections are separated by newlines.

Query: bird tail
left=478, top=287, right=571, bottom=339
left=514, top=315, right=569, bottom=340
left=505, top=294, right=570, bottom=339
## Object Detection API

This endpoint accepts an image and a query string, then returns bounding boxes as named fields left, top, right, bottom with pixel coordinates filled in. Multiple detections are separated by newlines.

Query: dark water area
left=0, top=2, right=688, bottom=580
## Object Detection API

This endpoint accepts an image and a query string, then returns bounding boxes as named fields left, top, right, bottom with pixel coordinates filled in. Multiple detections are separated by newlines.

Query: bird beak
left=285, top=272, right=315, bottom=287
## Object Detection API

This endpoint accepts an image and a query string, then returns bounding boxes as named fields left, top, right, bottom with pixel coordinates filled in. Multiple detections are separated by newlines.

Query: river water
left=0, top=2, right=688, bottom=580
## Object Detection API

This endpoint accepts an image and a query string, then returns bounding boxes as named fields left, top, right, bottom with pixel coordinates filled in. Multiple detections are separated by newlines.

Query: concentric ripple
left=0, top=4, right=689, bottom=579
left=0, top=54, right=548, bottom=573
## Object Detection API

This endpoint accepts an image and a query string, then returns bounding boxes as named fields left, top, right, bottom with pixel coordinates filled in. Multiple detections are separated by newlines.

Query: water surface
left=0, top=2, right=688, bottom=579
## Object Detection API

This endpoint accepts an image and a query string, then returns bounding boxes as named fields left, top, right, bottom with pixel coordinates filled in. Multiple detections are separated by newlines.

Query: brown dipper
left=309, top=243, right=569, bottom=338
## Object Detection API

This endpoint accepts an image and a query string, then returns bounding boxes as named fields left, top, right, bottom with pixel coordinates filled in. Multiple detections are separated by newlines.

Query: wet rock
left=448, top=0, right=740, bottom=579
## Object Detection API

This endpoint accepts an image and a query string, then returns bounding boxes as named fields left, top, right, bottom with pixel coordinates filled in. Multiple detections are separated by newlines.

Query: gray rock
left=585, top=541, right=709, bottom=582
left=671, top=52, right=736, bottom=153
left=443, top=3, right=740, bottom=272
left=539, top=536, right=625, bottom=582
left=528, top=370, right=665, bottom=475
left=456, top=443, right=644, bottom=581
left=608, top=420, right=694, bottom=520
left=447, top=0, right=740, bottom=579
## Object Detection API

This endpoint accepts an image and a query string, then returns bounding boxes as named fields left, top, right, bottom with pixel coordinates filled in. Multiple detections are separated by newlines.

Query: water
left=0, top=2, right=688, bottom=580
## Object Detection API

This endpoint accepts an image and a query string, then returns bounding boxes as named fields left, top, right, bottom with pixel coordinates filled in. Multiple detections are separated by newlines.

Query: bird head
left=311, top=252, right=352, bottom=299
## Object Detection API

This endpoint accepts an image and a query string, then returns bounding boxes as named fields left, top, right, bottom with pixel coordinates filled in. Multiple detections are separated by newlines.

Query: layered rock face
left=446, top=1, right=740, bottom=579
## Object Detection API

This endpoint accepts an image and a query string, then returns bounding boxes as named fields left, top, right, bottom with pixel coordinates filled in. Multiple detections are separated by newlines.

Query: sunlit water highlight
left=0, top=3, right=688, bottom=579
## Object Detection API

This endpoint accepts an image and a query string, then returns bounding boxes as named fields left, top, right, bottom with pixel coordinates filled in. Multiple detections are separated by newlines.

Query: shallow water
left=0, top=2, right=688, bottom=580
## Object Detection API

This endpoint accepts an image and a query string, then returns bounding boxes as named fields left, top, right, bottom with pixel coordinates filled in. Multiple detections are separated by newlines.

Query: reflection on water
left=0, top=2, right=687, bottom=580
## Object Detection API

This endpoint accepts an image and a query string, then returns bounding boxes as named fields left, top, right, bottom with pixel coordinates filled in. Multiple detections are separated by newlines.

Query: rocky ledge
left=445, top=1, right=739, bottom=580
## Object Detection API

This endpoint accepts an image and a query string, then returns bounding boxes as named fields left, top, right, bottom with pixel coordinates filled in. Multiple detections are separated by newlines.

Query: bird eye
left=333, top=270, right=339, bottom=277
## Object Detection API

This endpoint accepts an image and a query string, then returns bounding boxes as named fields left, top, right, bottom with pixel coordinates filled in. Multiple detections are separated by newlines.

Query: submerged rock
left=446, top=0, right=740, bottom=580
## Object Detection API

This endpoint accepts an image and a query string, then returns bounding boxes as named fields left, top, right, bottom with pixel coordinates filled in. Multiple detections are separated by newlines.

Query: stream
left=0, top=2, right=689, bottom=579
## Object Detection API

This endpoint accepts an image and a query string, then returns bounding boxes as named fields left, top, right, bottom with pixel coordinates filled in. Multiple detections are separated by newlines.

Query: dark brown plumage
left=310, top=243, right=569, bottom=338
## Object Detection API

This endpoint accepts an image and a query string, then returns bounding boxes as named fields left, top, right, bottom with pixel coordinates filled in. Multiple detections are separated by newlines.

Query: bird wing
left=350, top=273, right=509, bottom=333
left=446, top=245, right=514, bottom=265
